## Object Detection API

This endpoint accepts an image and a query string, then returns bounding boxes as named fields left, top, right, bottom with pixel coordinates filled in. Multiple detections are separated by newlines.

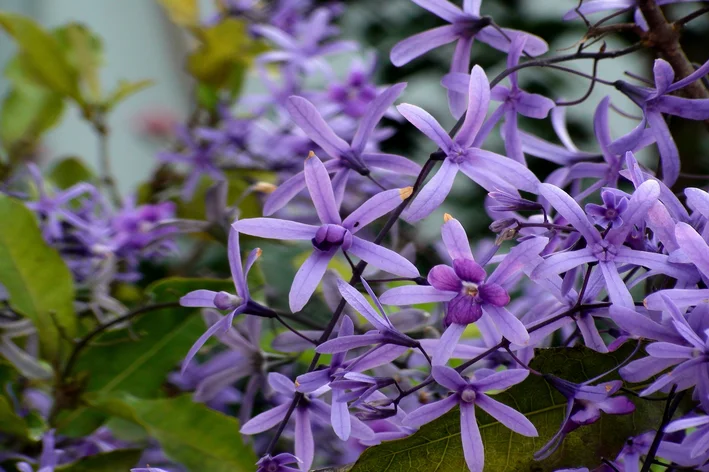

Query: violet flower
left=381, top=215, right=547, bottom=363
left=256, top=453, right=301, bottom=472
left=403, top=366, right=537, bottom=472
left=156, top=125, right=223, bottom=201
left=390, top=0, right=547, bottom=116
left=264, top=84, right=420, bottom=215
left=532, top=179, right=691, bottom=308
left=397, top=66, right=540, bottom=223
left=17, top=430, right=58, bottom=472
left=534, top=377, right=635, bottom=460
left=614, top=58, right=709, bottom=186
left=621, top=295, right=709, bottom=407
left=240, top=372, right=374, bottom=472
left=234, top=153, right=419, bottom=312
left=585, top=190, right=629, bottom=228
left=316, top=278, right=421, bottom=361
left=324, top=54, right=381, bottom=119
left=179, top=227, right=264, bottom=371
left=666, top=412, right=709, bottom=459
left=442, top=35, right=555, bottom=155
left=252, top=7, right=357, bottom=75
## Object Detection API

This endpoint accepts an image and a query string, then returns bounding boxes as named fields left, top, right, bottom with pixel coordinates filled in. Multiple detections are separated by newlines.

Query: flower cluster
left=4, top=0, right=709, bottom=471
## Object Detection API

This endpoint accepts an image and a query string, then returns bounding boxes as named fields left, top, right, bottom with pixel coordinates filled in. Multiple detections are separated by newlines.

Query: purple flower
left=404, top=366, right=537, bottom=472
left=131, top=468, right=169, bottom=472
left=252, top=7, right=357, bottom=74
left=325, top=54, right=381, bottom=119
left=157, top=126, right=223, bottom=201
left=316, top=278, right=420, bottom=359
left=390, top=0, right=547, bottom=116
left=381, top=215, right=547, bottom=363
left=397, top=66, right=540, bottom=223
left=179, top=227, right=263, bottom=371
left=240, top=372, right=374, bottom=472
left=17, top=430, right=58, bottom=472
left=585, top=190, right=629, bottom=228
left=234, top=153, right=419, bottom=312
left=535, top=377, right=634, bottom=460
left=264, top=84, right=420, bottom=215
left=615, top=58, right=709, bottom=186
left=532, top=179, right=691, bottom=309
left=666, top=412, right=709, bottom=459
left=256, top=453, right=301, bottom=472
left=621, top=295, right=709, bottom=408
left=442, top=35, right=555, bottom=152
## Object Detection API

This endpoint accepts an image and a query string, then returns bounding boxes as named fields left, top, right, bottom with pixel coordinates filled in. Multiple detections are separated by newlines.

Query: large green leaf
left=0, top=195, right=76, bottom=361
left=90, top=394, right=257, bottom=472
left=350, top=344, right=681, bottom=472
left=48, top=157, right=94, bottom=189
left=0, top=395, right=28, bottom=438
left=56, top=449, right=142, bottom=471
left=0, top=13, right=81, bottom=102
left=0, top=84, right=64, bottom=156
left=56, top=277, right=232, bottom=436
left=53, top=23, right=103, bottom=103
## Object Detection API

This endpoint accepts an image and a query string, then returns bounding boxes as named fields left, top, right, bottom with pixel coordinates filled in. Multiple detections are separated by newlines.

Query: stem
left=273, top=313, right=318, bottom=345
left=640, top=385, right=685, bottom=472
left=93, top=118, right=122, bottom=206
left=637, top=0, right=709, bottom=101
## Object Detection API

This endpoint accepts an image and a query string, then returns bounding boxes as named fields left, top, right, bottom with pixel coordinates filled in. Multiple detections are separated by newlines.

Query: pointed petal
left=403, top=159, right=459, bottom=223
left=467, top=148, right=539, bottom=193
left=411, top=0, right=464, bottom=22
left=459, top=403, right=484, bottom=472
left=295, top=408, right=314, bottom=472
left=442, top=215, right=474, bottom=260
left=397, top=103, right=454, bottom=152
left=646, top=111, right=679, bottom=187
left=447, top=37, right=474, bottom=119
left=675, top=222, right=709, bottom=278
left=352, top=83, right=407, bottom=155
left=286, top=96, right=349, bottom=158
left=349, top=237, right=420, bottom=277
left=403, top=394, right=459, bottom=428
left=472, top=368, right=529, bottom=391
left=305, top=154, right=341, bottom=225
left=485, top=305, right=530, bottom=345
left=180, top=290, right=217, bottom=308
left=476, top=393, right=537, bottom=436
left=390, top=25, right=459, bottom=67
left=240, top=403, right=290, bottom=434
left=539, top=183, right=601, bottom=243
left=432, top=323, right=467, bottom=366
left=342, top=188, right=409, bottom=233
left=336, top=278, right=388, bottom=330
left=331, top=399, right=351, bottom=440
left=316, top=333, right=385, bottom=353
left=599, top=261, right=634, bottom=308
left=531, top=248, right=596, bottom=280
left=380, top=285, right=456, bottom=305
left=515, top=91, right=555, bottom=119
left=476, top=28, right=548, bottom=56
left=431, top=364, right=468, bottom=390
left=290, top=250, right=336, bottom=312
left=361, top=152, right=421, bottom=175
left=263, top=171, right=307, bottom=216
left=232, top=218, right=317, bottom=240
left=456, top=65, right=490, bottom=146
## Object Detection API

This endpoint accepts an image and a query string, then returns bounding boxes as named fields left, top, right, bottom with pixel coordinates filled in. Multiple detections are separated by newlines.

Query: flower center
left=461, top=281, right=479, bottom=297
left=312, top=224, right=353, bottom=252
left=460, top=388, right=477, bottom=403
left=591, top=240, right=617, bottom=262
left=604, top=208, right=617, bottom=220
left=447, top=144, right=470, bottom=164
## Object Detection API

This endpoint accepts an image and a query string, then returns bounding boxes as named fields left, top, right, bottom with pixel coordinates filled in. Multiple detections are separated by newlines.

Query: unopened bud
left=253, top=182, right=277, bottom=194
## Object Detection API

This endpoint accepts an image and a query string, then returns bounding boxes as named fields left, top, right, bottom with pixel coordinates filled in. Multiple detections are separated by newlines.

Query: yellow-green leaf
left=0, top=395, right=28, bottom=438
left=0, top=85, right=64, bottom=157
left=104, top=79, right=154, bottom=110
left=157, top=0, right=199, bottom=26
left=0, top=195, right=76, bottom=361
left=53, top=23, right=103, bottom=101
left=0, top=12, right=81, bottom=102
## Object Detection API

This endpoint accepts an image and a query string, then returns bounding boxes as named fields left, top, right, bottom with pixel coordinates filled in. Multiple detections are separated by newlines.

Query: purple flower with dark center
left=585, top=190, right=629, bottom=228
left=442, top=35, right=555, bottom=150
left=534, top=376, right=635, bottom=460
left=234, top=153, right=419, bottom=312
left=666, top=411, right=709, bottom=459
left=390, top=0, right=547, bottom=116
left=157, top=125, right=223, bottom=201
left=382, top=215, right=546, bottom=362
left=403, top=366, right=536, bottom=472
left=240, top=372, right=374, bottom=472
left=532, top=179, right=692, bottom=309
left=614, top=58, right=709, bottom=186
left=397, top=66, right=540, bottom=223
left=326, top=55, right=380, bottom=119
left=621, top=295, right=709, bottom=408
left=256, top=453, right=302, bottom=472
left=179, top=227, right=264, bottom=371
left=264, top=84, right=420, bottom=215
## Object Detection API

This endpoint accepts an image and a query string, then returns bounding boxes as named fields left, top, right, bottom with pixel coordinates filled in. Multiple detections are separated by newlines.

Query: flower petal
left=304, top=153, right=341, bottom=225
left=380, top=285, right=456, bottom=305
left=390, top=25, right=459, bottom=67
left=290, top=250, right=336, bottom=312
left=403, top=394, right=459, bottom=428
left=397, top=103, right=454, bottom=152
left=232, top=218, right=318, bottom=240
left=403, top=159, right=459, bottom=223
left=352, top=83, right=407, bottom=155
left=476, top=393, right=538, bottom=436
left=455, top=65, right=490, bottom=146
left=286, top=96, right=349, bottom=159
left=459, top=402, right=484, bottom=472
left=349, top=237, right=420, bottom=277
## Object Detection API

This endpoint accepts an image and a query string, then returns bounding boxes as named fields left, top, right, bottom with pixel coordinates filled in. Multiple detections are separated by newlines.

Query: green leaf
left=0, top=84, right=64, bottom=156
left=0, top=394, right=28, bottom=438
left=56, top=449, right=142, bottom=472
left=53, top=23, right=103, bottom=102
left=56, top=277, right=233, bottom=436
left=157, top=0, right=200, bottom=26
left=0, top=13, right=81, bottom=101
left=104, top=79, right=154, bottom=110
left=90, top=394, right=257, bottom=472
left=48, top=157, right=94, bottom=189
left=350, top=344, right=683, bottom=472
left=0, top=195, right=76, bottom=361
left=186, top=19, right=267, bottom=91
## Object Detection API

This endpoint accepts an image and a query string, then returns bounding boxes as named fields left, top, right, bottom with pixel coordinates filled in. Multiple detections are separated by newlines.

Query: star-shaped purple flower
left=234, top=153, right=419, bottom=312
